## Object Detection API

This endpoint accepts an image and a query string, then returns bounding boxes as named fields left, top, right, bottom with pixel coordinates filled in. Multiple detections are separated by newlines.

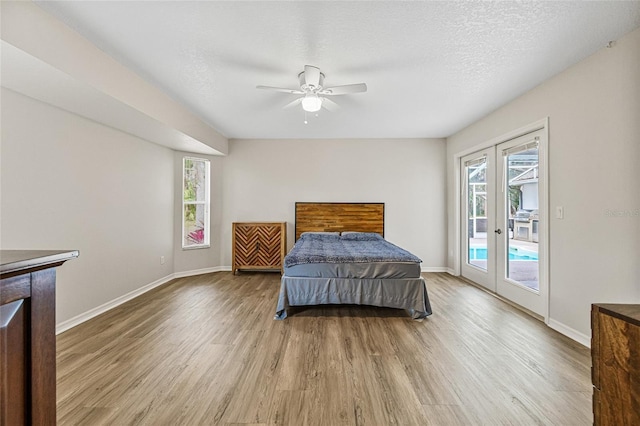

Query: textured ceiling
left=35, top=1, right=640, bottom=139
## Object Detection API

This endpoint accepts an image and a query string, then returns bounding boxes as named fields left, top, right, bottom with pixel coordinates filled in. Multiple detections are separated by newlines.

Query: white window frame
left=182, top=157, right=210, bottom=249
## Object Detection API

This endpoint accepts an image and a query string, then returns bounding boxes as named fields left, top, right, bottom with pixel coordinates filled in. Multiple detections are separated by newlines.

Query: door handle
left=495, top=229, right=502, bottom=234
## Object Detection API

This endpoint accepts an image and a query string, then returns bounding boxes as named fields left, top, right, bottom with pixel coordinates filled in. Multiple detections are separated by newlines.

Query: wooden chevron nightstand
left=232, top=222, right=287, bottom=274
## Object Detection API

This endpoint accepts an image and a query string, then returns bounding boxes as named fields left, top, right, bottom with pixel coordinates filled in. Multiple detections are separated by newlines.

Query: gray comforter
left=276, top=233, right=432, bottom=320
left=284, top=233, right=422, bottom=267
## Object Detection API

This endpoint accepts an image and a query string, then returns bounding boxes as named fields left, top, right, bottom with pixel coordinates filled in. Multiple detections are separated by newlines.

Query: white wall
left=221, top=138, right=447, bottom=270
left=2, top=1, right=228, bottom=155
left=1, top=88, right=175, bottom=325
left=0, top=94, right=446, bottom=327
left=447, top=27, right=640, bottom=341
left=173, top=151, right=224, bottom=274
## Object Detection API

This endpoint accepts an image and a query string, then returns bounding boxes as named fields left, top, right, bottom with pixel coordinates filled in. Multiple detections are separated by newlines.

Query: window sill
left=182, top=245, right=211, bottom=251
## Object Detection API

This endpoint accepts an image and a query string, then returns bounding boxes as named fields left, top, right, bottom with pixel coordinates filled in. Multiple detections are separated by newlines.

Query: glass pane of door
left=505, top=144, right=539, bottom=292
left=461, top=148, right=495, bottom=292
left=466, top=158, right=488, bottom=270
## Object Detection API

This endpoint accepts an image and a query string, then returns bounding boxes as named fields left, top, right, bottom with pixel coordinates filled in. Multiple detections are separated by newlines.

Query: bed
left=275, top=202, right=432, bottom=319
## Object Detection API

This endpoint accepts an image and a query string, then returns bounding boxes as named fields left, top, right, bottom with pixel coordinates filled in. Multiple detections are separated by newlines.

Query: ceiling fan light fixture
left=301, top=93, right=322, bottom=112
left=257, top=65, right=366, bottom=114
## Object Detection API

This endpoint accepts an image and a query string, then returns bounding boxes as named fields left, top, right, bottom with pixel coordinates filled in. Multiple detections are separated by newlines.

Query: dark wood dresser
left=232, top=222, right=286, bottom=274
left=1, top=250, right=78, bottom=425
left=591, top=303, right=640, bottom=425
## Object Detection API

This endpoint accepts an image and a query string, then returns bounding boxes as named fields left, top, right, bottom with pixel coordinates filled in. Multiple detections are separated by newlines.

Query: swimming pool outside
left=469, top=246, right=538, bottom=261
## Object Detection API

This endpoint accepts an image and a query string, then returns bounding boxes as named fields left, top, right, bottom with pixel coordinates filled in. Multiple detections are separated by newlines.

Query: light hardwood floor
left=56, top=272, right=592, bottom=425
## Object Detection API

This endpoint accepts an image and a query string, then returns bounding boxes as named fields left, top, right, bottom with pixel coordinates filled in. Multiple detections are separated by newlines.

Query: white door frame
left=452, top=118, right=550, bottom=322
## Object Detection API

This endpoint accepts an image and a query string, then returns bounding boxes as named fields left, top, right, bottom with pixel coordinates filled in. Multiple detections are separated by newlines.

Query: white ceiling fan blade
left=282, top=97, right=303, bottom=109
left=256, top=85, right=304, bottom=94
left=304, top=65, right=321, bottom=88
left=320, top=97, right=339, bottom=112
left=321, top=83, right=367, bottom=95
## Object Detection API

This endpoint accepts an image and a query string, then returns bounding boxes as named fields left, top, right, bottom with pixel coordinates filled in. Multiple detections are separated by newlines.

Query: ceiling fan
left=257, top=65, right=367, bottom=113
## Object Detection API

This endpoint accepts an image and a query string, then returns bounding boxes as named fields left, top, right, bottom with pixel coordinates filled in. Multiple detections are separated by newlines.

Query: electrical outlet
left=160, top=256, right=165, bottom=265
left=556, top=206, right=564, bottom=219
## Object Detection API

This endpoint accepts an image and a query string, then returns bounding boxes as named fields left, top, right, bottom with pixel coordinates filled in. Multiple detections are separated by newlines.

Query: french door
left=461, top=129, right=547, bottom=318
left=461, top=148, right=496, bottom=291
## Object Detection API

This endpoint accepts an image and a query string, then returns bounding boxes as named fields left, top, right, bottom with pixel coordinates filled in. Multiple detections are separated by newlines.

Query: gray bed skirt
left=275, top=275, right=432, bottom=320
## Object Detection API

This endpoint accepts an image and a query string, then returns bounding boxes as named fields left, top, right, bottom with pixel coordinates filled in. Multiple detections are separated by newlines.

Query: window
left=182, top=157, right=210, bottom=249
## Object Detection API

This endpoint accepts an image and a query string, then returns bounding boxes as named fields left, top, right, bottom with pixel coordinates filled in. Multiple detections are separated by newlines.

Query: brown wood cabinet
left=1, top=250, right=78, bottom=425
left=232, top=222, right=286, bottom=274
left=591, top=303, right=640, bottom=426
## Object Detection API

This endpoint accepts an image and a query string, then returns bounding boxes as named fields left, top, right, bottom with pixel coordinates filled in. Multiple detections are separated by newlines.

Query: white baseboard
left=452, top=274, right=590, bottom=347
left=547, top=318, right=591, bottom=348
left=56, top=266, right=232, bottom=334
left=173, top=265, right=230, bottom=278
left=56, top=273, right=175, bottom=335
left=421, top=266, right=450, bottom=273
left=445, top=267, right=456, bottom=275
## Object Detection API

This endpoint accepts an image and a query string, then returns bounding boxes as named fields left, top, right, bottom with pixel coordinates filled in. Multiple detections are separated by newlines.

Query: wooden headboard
left=295, top=202, right=384, bottom=240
